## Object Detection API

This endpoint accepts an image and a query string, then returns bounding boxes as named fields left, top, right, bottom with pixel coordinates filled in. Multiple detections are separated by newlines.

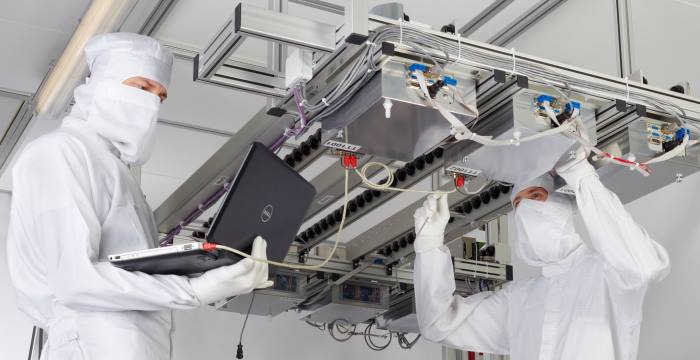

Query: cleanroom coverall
left=414, top=174, right=669, bottom=359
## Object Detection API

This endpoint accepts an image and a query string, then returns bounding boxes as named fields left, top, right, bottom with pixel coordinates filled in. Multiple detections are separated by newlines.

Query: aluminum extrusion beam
left=615, top=0, right=634, bottom=77
left=0, top=98, right=32, bottom=173
left=289, top=0, right=344, bottom=15
left=487, top=0, right=568, bottom=46
left=368, top=16, right=700, bottom=121
left=235, top=3, right=336, bottom=53
left=285, top=253, right=511, bottom=284
left=163, top=40, right=288, bottom=98
left=459, top=0, right=514, bottom=37
left=201, top=60, right=288, bottom=98
left=197, top=17, right=247, bottom=80
left=138, top=0, right=178, bottom=36
left=195, top=9, right=700, bottom=120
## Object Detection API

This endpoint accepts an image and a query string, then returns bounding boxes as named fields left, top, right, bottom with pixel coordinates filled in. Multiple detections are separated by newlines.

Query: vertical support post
left=267, top=0, right=288, bottom=108
left=344, top=0, right=368, bottom=44
left=27, top=326, right=46, bottom=360
left=615, top=0, right=634, bottom=77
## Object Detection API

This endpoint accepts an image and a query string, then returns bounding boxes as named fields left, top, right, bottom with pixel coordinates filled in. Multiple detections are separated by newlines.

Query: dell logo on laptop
left=261, top=204, right=274, bottom=223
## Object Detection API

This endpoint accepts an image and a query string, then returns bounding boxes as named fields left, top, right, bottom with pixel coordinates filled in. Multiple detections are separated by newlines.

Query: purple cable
left=160, top=89, right=311, bottom=246
left=292, top=86, right=309, bottom=133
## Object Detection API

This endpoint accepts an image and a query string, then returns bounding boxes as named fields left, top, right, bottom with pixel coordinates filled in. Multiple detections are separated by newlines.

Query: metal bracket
left=195, top=2, right=337, bottom=95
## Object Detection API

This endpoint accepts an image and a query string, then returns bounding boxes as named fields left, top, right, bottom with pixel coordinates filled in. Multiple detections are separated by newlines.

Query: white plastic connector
left=285, top=48, right=313, bottom=88
left=383, top=98, right=393, bottom=118
left=675, top=173, right=684, bottom=183
left=627, top=154, right=636, bottom=171
left=512, top=129, right=522, bottom=147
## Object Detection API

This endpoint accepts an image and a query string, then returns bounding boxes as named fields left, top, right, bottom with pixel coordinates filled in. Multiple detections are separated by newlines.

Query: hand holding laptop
left=189, top=236, right=274, bottom=305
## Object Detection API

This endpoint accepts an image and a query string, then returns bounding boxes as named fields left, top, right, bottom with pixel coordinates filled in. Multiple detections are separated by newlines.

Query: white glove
left=555, top=146, right=598, bottom=188
left=413, top=194, right=450, bottom=253
left=190, top=236, right=274, bottom=305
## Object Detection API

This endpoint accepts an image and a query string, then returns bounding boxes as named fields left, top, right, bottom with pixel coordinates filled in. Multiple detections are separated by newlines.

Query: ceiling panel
left=631, top=0, right=700, bottom=91
left=143, top=122, right=229, bottom=181
left=141, top=171, right=187, bottom=209
left=154, top=0, right=270, bottom=66
left=506, top=0, right=620, bottom=76
left=0, top=0, right=91, bottom=34
left=158, top=57, right=268, bottom=133
left=0, top=20, right=73, bottom=93
left=0, top=96, right=23, bottom=143
left=0, top=0, right=90, bottom=93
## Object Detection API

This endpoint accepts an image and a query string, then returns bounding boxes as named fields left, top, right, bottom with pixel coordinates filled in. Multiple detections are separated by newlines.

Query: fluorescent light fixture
left=34, top=0, right=137, bottom=117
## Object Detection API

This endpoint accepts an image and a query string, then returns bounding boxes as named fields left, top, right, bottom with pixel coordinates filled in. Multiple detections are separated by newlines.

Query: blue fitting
left=443, top=75, right=458, bottom=86
left=537, top=94, right=555, bottom=104
left=564, top=101, right=581, bottom=113
left=676, top=127, right=690, bottom=140
left=409, top=63, right=428, bottom=73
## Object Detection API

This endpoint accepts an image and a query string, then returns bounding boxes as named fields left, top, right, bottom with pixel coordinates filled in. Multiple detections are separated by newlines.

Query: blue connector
left=443, top=75, right=458, bottom=86
left=676, top=127, right=690, bottom=140
left=537, top=94, right=556, bottom=104
left=409, top=63, right=428, bottom=73
left=565, top=101, right=582, bottom=111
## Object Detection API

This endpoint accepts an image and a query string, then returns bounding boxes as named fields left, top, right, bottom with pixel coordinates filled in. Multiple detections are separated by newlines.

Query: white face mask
left=513, top=194, right=583, bottom=266
left=83, top=81, right=161, bottom=165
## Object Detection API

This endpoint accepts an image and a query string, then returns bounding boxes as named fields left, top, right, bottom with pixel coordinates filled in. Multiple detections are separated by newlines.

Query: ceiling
left=0, top=0, right=696, bottom=225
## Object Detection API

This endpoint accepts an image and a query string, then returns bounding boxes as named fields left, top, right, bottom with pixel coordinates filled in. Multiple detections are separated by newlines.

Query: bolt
left=569, top=150, right=576, bottom=159
left=462, top=156, right=469, bottom=164
left=336, top=130, right=344, bottom=139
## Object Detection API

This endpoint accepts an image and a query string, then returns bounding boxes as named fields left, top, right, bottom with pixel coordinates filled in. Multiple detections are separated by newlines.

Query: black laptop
left=108, top=142, right=316, bottom=275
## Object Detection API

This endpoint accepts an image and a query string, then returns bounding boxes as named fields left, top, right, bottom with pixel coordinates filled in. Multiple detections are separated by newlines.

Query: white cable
left=459, top=178, right=490, bottom=195
left=214, top=168, right=350, bottom=270
left=414, top=70, right=577, bottom=146
left=354, top=161, right=456, bottom=195
left=456, top=33, right=462, bottom=61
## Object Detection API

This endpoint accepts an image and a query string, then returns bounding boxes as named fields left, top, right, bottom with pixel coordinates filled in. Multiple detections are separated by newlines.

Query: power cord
left=236, top=292, right=256, bottom=359
left=354, top=161, right=456, bottom=195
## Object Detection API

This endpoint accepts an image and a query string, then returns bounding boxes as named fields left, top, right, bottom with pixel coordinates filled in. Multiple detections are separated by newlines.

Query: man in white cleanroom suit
left=7, top=33, right=273, bottom=359
left=413, top=149, right=669, bottom=359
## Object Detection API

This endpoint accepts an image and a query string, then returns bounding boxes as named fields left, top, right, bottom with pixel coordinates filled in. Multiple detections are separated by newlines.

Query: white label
left=323, top=139, right=362, bottom=153
left=445, top=165, right=482, bottom=177
left=555, top=185, right=576, bottom=196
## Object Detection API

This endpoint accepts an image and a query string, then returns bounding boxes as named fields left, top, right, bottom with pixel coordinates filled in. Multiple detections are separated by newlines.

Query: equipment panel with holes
left=148, top=2, right=700, bottom=347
